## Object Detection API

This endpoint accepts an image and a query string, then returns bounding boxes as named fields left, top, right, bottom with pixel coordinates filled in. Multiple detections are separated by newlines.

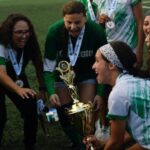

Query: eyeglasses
left=13, top=29, right=30, bottom=36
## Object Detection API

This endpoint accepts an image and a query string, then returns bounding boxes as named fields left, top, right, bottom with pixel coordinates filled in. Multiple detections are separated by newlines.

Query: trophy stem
left=56, top=61, right=95, bottom=149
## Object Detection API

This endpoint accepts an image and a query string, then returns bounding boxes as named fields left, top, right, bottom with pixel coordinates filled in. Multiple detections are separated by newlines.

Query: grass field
left=0, top=0, right=150, bottom=150
left=0, top=0, right=71, bottom=150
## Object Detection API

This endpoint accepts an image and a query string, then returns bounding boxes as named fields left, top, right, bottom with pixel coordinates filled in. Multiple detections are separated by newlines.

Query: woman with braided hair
left=84, top=41, right=150, bottom=150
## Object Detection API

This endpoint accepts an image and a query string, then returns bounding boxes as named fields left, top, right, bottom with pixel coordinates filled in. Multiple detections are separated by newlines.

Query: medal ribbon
left=87, top=0, right=97, bottom=21
left=68, top=26, right=85, bottom=66
left=8, top=48, right=24, bottom=76
left=106, top=0, right=117, bottom=18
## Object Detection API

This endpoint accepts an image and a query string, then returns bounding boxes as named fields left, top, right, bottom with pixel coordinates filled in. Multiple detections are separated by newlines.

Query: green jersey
left=44, top=20, right=107, bottom=96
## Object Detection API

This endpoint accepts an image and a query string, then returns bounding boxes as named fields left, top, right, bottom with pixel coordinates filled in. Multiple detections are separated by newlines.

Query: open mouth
left=145, top=34, right=150, bottom=47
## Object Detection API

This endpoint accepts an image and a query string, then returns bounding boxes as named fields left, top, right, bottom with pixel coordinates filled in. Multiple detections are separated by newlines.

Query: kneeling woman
left=84, top=41, right=150, bottom=150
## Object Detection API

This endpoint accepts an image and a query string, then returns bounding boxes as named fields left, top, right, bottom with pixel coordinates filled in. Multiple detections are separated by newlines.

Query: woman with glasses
left=0, top=13, right=45, bottom=150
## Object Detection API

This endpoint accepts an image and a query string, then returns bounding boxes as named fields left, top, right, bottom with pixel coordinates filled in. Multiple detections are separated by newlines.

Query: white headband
left=99, top=43, right=124, bottom=69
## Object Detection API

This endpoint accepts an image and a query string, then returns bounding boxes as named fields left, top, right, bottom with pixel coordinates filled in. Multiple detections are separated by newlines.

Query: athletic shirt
left=44, top=20, right=107, bottom=82
left=107, top=74, right=150, bottom=149
left=98, top=0, right=141, bottom=51
left=0, top=44, right=33, bottom=80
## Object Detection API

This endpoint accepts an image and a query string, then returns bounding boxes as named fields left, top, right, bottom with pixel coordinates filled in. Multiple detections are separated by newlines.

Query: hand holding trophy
left=56, top=60, right=95, bottom=150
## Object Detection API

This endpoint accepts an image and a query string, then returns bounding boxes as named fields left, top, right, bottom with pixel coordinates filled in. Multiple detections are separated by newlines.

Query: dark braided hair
left=110, top=41, right=136, bottom=75
left=101, top=41, right=150, bottom=78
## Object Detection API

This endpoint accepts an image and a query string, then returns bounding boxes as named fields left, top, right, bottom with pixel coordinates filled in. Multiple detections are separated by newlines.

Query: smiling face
left=92, top=50, right=111, bottom=84
left=64, top=13, right=86, bottom=37
left=12, top=20, right=30, bottom=49
left=143, top=15, right=150, bottom=48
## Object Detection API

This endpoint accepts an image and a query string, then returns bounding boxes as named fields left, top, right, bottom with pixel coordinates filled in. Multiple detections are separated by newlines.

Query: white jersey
left=108, top=74, right=150, bottom=149
left=98, top=0, right=140, bottom=51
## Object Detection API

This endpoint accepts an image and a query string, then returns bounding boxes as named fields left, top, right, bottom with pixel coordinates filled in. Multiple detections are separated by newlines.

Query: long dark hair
left=0, top=13, right=41, bottom=61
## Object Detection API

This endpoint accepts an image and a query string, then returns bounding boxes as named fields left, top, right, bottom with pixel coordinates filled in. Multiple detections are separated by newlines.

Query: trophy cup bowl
left=56, top=61, right=95, bottom=149
left=68, top=102, right=94, bottom=137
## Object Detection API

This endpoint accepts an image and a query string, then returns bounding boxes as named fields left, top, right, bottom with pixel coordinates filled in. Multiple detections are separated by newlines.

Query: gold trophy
left=56, top=60, right=94, bottom=150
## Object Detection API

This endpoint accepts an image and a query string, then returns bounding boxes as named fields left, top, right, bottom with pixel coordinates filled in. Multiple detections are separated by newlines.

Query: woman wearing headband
left=84, top=41, right=150, bottom=150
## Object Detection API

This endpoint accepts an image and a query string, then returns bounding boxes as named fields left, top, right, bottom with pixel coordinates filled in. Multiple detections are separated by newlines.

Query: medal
left=105, top=0, right=117, bottom=29
left=68, top=26, right=85, bottom=66
left=58, top=60, right=70, bottom=73
left=8, top=47, right=24, bottom=87
left=15, top=79, right=24, bottom=87
left=106, top=21, right=115, bottom=29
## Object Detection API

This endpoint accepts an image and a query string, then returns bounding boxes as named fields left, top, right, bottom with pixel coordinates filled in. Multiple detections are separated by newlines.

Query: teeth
left=145, top=34, right=150, bottom=47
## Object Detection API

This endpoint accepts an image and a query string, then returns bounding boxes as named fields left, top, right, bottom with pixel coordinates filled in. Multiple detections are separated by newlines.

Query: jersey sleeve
left=107, top=85, right=130, bottom=120
left=43, top=71, right=55, bottom=96
left=44, top=21, right=63, bottom=60
left=96, top=83, right=105, bottom=97
left=0, top=44, right=6, bottom=65
left=43, top=21, right=63, bottom=96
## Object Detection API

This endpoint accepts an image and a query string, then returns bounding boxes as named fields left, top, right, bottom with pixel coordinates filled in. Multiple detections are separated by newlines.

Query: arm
left=44, top=71, right=61, bottom=107
left=32, top=50, right=46, bottom=100
left=43, top=23, right=63, bottom=106
left=133, top=2, right=144, bottom=69
left=93, top=84, right=105, bottom=111
left=0, top=65, right=36, bottom=99
left=104, top=120, right=126, bottom=150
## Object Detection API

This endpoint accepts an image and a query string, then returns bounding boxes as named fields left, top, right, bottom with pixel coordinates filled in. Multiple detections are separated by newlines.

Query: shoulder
left=85, top=20, right=106, bottom=35
left=86, top=20, right=103, bottom=29
left=107, top=76, right=132, bottom=120
left=0, top=44, right=8, bottom=58
left=110, top=74, right=132, bottom=99
left=47, top=19, right=64, bottom=34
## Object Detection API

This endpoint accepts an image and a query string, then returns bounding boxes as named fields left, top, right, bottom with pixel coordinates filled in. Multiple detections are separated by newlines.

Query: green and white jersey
left=107, top=74, right=150, bottom=149
left=98, top=0, right=140, bottom=51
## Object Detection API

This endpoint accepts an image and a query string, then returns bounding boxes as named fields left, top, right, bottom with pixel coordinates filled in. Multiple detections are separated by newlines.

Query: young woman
left=44, top=1, right=107, bottom=149
left=0, top=13, right=45, bottom=150
left=84, top=41, right=150, bottom=150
